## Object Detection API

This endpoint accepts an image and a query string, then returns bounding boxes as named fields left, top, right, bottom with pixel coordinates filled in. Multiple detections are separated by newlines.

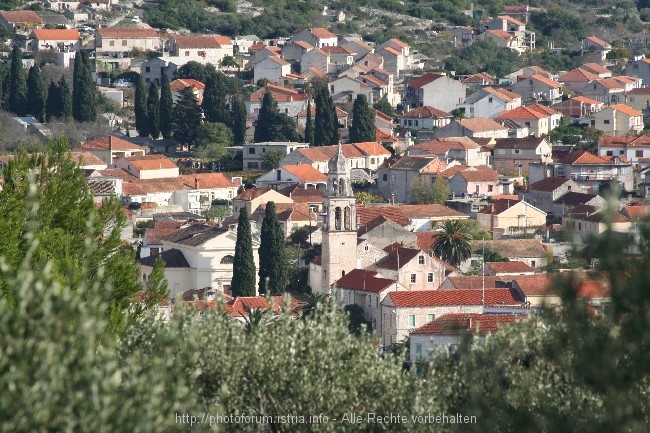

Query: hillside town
left=0, top=0, right=648, bottom=360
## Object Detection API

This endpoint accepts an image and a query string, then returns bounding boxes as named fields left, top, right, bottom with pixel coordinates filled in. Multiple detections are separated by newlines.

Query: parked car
left=76, top=25, right=93, bottom=32
left=131, top=15, right=140, bottom=22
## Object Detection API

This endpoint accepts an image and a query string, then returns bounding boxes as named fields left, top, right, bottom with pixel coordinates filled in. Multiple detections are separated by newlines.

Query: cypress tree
left=9, top=45, right=27, bottom=116
left=231, top=207, right=256, bottom=297
left=58, top=76, right=72, bottom=120
left=258, top=202, right=289, bottom=295
left=147, top=81, right=160, bottom=139
left=314, top=85, right=338, bottom=146
left=349, top=94, right=376, bottom=143
left=230, top=93, right=247, bottom=145
left=253, top=90, right=278, bottom=143
left=72, top=52, right=96, bottom=122
left=26, top=66, right=46, bottom=122
left=203, top=72, right=230, bottom=124
left=159, top=73, right=173, bottom=139
left=171, top=86, right=202, bottom=150
left=46, top=80, right=59, bottom=122
left=134, top=75, right=149, bottom=137
left=305, top=99, right=314, bottom=145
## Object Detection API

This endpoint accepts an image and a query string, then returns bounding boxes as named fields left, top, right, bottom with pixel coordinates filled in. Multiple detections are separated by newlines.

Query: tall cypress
left=72, top=52, right=96, bottom=122
left=230, top=93, right=247, bottom=145
left=305, top=99, right=314, bottom=145
left=349, top=94, right=376, bottom=143
left=314, top=85, right=338, bottom=146
left=147, top=81, right=160, bottom=139
left=253, top=90, right=278, bottom=143
left=231, top=207, right=256, bottom=297
left=46, top=80, right=59, bottom=122
left=8, top=45, right=27, bottom=116
left=134, top=75, right=149, bottom=137
left=26, top=66, right=46, bottom=122
left=258, top=202, right=289, bottom=295
left=58, top=76, right=72, bottom=120
left=159, top=73, right=173, bottom=139
left=203, top=72, right=230, bottom=124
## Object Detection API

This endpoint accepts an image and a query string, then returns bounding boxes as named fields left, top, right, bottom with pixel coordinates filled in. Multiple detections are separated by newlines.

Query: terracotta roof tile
left=511, top=275, right=551, bottom=296
left=98, top=27, right=159, bottom=38
left=225, top=295, right=304, bottom=317
left=559, top=150, right=609, bottom=165
left=497, top=15, right=525, bottom=26
left=121, top=154, right=178, bottom=170
left=407, top=72, right=445, bottom=88
left=174, top=35, right=222, bottom=49
left=527, top=176, right=571, bottom=192
left=586, top=35, right=610, bottom=48
left=356, top=204, right=410, bottom=225
left=305, top=27, right=336, bottom=39
left=170, top=78, right=205, bottom=92
left=609, top=103, right=642, bottom=117
left=352, top=141, right=391, bottom=156
left=599, top=135, right=650, bottom=148
left=486, top=29, right=515, bottom=41
left=389, top=288, right=523, bottom=307
left=385, top=38, right=409, bottom=48
left=401, top=106, right=452, bottom=119
left=336, top=269, right=396, bottom=293
left=282, top=164, right=328, bottom=182
left=71, top=152, right=105, bottom=166
left=443, top=275, right=504, bottom=290
left=376, top=246, right=424, bottom=270
left=457, top=117, right=508, bottom=132
left=399, top=204, right=468, bottom=219
left=485, top=261, right=534, bottom=274
left=496, top=106, right=547, bottom=120
left=1, top=10, right=41, bottom=23
left=179, top=173, right=236, bottom=189
left=411, top=313, right=522, bottom=336
left=76, top=135, right=146, bottom=152
left=525, top=74, right=562, bottom=88
left=559, top=68, right=600, bottom=83
left=234, top=187, right=272, bottom=201
left=455, top=165, right=499, bottom=182
left=33, top=29, right=79, bottom=40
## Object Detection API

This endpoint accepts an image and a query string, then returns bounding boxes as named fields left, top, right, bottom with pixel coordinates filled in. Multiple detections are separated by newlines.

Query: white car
left=76, top=25, right=93, bottom=32
left=131, top=15, right=140, bottom=22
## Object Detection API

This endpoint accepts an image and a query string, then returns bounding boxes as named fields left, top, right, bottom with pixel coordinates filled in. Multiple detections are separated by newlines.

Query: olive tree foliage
left=0, top=177, right=203, bottom=433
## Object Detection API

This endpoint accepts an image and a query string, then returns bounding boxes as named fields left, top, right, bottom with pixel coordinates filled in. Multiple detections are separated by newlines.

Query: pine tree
left=26, top=66, right=45, bottom=122
left=147, top=81, right=160, bottom=139
left=171, top=86, right=203, bottom=150
left=349, top=94, right=376, bottom=143
left=134, top=75, right=149, bottom=137
left=203, top=72, right=230, bottom=124
left=58, top=76, right=72, bottom=120
left=254, top=90, right=277, bottom=143
left=159, top=73, right=173, bottom=139
left=231, top=208, right=256, bottom=297
left=258, top=202, right=289, bottom=295
left=72, top=52, right=96, bottom=122
left=314, top=85, right=338, bottom=146
left=45, top=80, right=59, bottom=122
left=230, top=93, right=247, bottom=145
left=8, top=45, right=27, bottom=116
left=305, top=99, right=314, bottom=145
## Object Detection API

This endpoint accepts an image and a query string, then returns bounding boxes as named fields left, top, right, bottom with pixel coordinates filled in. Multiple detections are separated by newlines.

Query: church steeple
left=327, top=142, right=352, bottom=198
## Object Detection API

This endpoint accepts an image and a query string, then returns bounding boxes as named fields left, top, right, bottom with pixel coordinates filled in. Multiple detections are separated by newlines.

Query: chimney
left=194, top=176, right=199, bottom=189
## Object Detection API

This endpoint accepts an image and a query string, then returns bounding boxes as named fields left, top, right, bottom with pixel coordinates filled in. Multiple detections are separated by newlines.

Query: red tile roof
left=388, top=288, right=523, bottom=307
left=486, top=29, right=515, bottom=41
left=485, top=261, right=535, bottom=274
left=356, top=204, right=410, bottom=226
left=401, top=106, right=452, bottom=119
left=376, top=246, right=422, bottom=270
left=415, top=231, right=436, bottom=251
left=457, top=118, right=508, bottom=132
left=497, top=15, right=525, bottom=26
left=443, top=276, right=504, bottom=290
left=225, top=296, right=304, bottom=317
left=1, top=10, right=41, bottom=23
left=179, top=173, right=236, bottom=189
left=33, top=29, right=79, bottom=40
left=559, top=68, right=600, bottom=83
left=496, top=105, right=547, bottom=120
left=586, top=35, right=610, bottom=48
left=455, top=165, right=499, bottom=182
left=282, top=164, right=328, bottom=182
left=511, top=275, right=551, bottom=296
left=121, top=154, right=178, bottom=170
left=411, top=313, right=522, bottom=336
left=609, top=103, right=642, bottom=117
left=174, top=35, right=223, bottom=49
left=527, top=176, right=571, bottom=192
left=248, top=84, right=310, bottom=102
left=336, top=269, right=396, bottom=293
left=574, top=281, right=608, bottom=298
left=407, top=72, right=445, bottom=89
left=304, top=27, right=336, bottom=39
left=97, top=27, right=159, bottom=38
left=234, top=187, right=272, bottom=201
left=399, top=204, right=468, bottom=219
left=121, top=178, right=190, bottom=195
left=526, top=74, right=562, bottom=88
left=386, top=38, right=409, bottom=48
left=352, top=141, right=392, bottom=156
left=599, top=135, right=650, bottom=148
left=77, top=135, right=146, bottom=152
left=559, top=150, right=610, bottom=165
left=170, top=78, right=205, bottom=92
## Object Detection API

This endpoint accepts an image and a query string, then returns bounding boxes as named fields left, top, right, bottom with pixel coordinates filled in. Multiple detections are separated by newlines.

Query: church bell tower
left=321, top=143, right=358, bottom=288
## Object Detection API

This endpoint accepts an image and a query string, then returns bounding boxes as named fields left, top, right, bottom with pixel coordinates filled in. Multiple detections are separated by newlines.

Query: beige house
left=168, top=34, right=233, bottom=64
left=433, top=118, right=509, bottom=139
left=74, top=135, right=146, bottom=165
left=625, top=87, right=650, bottom=112
left=510, top=275, right=559, bottom=307
left=510, top=74, right=562, bottom=105
left=232, top=188, right=293, bottom=217
left=0, top=10, right=42, bottom=35
left=563, top=205, right=633, bottom=243
left=139, top=224, right=260, bottom=297
left=29, top=28, right=80, bottom=52
left=372, top=246, right=453, bottom=292
left=589, top=103, right=643, bottom=136
left=380, top=288, right=524, bottom=345
left=464, top=239, right=549, bottom=271
left=446, top=165, right=502, bottom=198
left=476, top=199, right=547, bottom=239
left=113, top=155, right=179, bottom=180
left=95, top=27, right=160, bottom=55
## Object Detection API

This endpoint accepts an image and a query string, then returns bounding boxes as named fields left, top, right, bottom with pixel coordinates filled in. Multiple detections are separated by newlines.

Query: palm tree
left=301, top=292, right=330, bottom=318
left=242, top=306, right=267, bottom=334
left=432, top=220, right=472, bottom=267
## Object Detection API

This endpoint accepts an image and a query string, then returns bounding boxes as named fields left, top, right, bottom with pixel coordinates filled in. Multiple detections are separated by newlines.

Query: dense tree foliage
left=159, top=73, right=174, bottom=139
left=253, top=90, right=299, bottom=142
left=231, top=208, right=256, bottom=297
left=45, top=80, right=58, bottom=122
left=258, top=202, right=289, bottom=295
left=58, top=76, right=72, bottom=120
left=72, top=51, right=97, bottom=122
left=194, top=122, right=232, bottom=161
left=26, top=66, right=45, bottom=122
left=8, top=45, right=26, bottom=116
left=314, top=84, right=339, bottom=146
left=172, top=86, right=203, bottom=150
left=230, top=93, right=247, bottom=145
left=409, top=176, right=449, bottom=205
left=202, top=72, right=230, bottom=125
left=147, top=82, right=161, bottom=139
left=349, top=94, right=376, bottom=143
left=134, top=75, right=149, bottom=137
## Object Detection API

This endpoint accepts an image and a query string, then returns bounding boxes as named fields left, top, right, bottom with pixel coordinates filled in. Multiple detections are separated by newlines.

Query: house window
left=498, top=149, right=505, bottom=155
left=364, top=245, right=369, bottom=252
left=591, top=120, right=596, bottom=126
left=371, top=158, right=376, bottom=164
left=488, top=184, right=493, bottom=192
left=150, top=247, right=160, bottom=257
left=382, top=174, right=388, bottom=181
left=408, top=315, right=416, bottom=327
left=531, top=260, right=536, bottom=267
left=636, top=150, right=643, bottom=157
left=488, top=97, right=493, bottom=103
left=145, top=66, right=150, bottom=72
left=475, top=185, right=480, bottom=193
left=220, top=255, right=234, bottom=264
left=578, top=222, right=582, bottom=230
left=514, top=149, right=520, bottom=154
left=247, top=162, right=259, bottom=169
left=604, top=120, right=610, bottom=124
left=557, top=166, right=564, bottom=176
left=122, top=40, right=127, bottom=46
left=410, top=274, right=417, bottom=284
left=109, top=40, right=115, bottom=46
left=185, top=51, right=190, bottom=56
left=248, top=147, right=255, bottom=154
left=419, top=255, right=425, bottom=264
left=427, top=313, right=435, bottom=322
left=427, top=273, right=434, bottom=283
left=415, top=343, right=422, bottom=357
left=634, top=64, right=639, bottom=69
left=606, top=151, right=613, bottom=156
